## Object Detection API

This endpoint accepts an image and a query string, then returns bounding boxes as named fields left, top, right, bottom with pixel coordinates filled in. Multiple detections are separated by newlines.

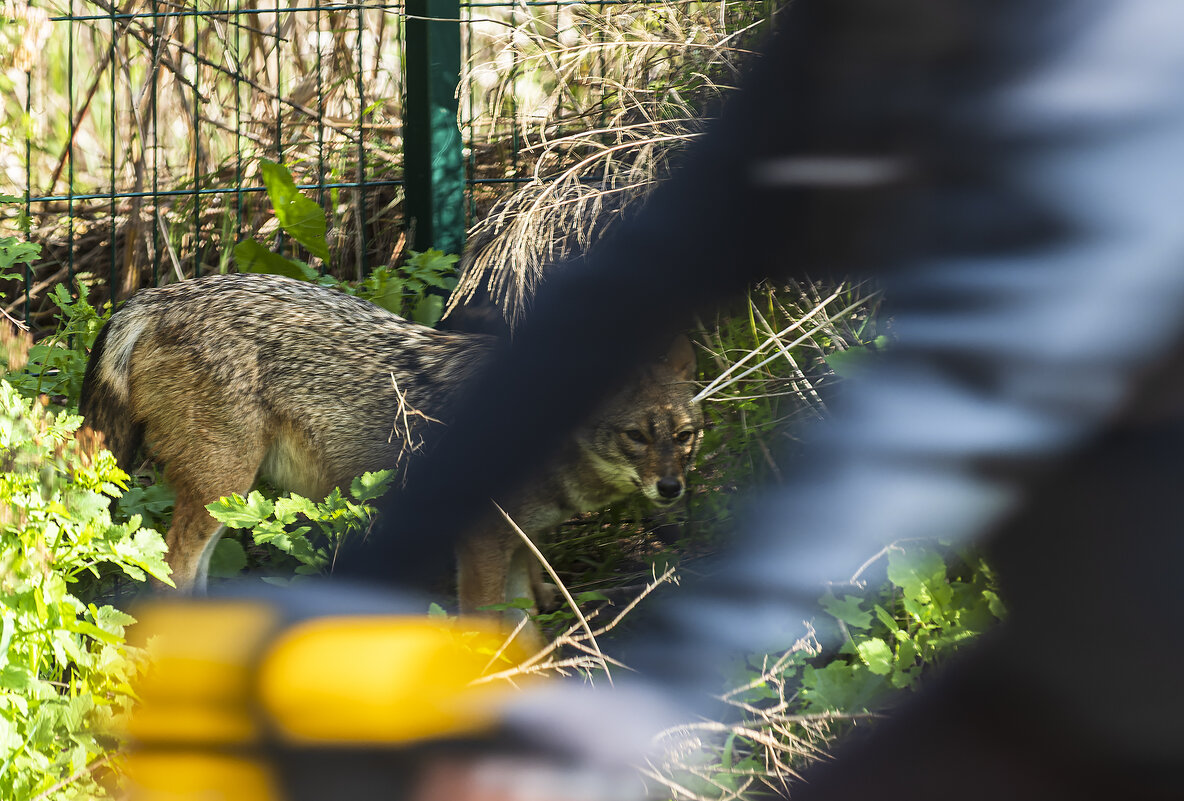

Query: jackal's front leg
left=457, top=531, right=547, bottom=653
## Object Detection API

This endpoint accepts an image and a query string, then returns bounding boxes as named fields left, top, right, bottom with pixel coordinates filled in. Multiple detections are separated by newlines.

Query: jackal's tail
left=79, top=315, right=144, bottom=468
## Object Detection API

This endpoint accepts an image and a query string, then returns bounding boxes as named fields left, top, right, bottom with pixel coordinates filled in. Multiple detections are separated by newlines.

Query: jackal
left=79, top=273, right=702, bottom=634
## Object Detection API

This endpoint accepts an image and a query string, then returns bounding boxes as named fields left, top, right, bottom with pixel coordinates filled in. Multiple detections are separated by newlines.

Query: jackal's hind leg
left=159, top=448, right=263, bottom=593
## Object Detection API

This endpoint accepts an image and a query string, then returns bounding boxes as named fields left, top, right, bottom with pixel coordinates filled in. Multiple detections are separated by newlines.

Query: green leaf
left=208, top=538, right=248, bottom=578
left=258, top=160, right=331, bottom=262
left=91, top=604, right=136, bottom=635
left=720, top=731, right=736, bottom=771
left=0, top=237, right=41, bottom=272
left=206, top=491, right=275, bottom=528
left=405, top=248, right=459, bottom=277
left=234, top=239, right=317, bottom=281
left=887, top=545, right=948, bottom=607
left=820, top=591, right=873, bottom=629
left=66, top=618, right=121, bottom=645
left=856, top=637, right=894, bottom=676
left=275, top=494, right=318, bottom=524
left=480, top=598, right=533, bottom=612
left=574, top=591, right=610, bottom=604
left=872, top=603, right=901, bottom=632
left=0, top=665, right=34, bottom=691
left=984, top=589, right=1007, bottom=619
left=409, top=294, right=444, bottom=326
left=427, top=602, right=449, bottom=619
left=897, top=638, right=918, bottom=667
left=119, top=482, right=175, bottom=516
left=350, top=470, right=394, bottom=503
left=117, top=527, right=173, bottom=584
left=800, top=662, right=889, bottom=714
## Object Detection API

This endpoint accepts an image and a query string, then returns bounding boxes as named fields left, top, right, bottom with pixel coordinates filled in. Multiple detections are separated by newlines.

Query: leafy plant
left=0, top=375, right=172, bottom=801
left=0, top=196, right=40, bottom=290
left=6, top=282, right=110, bottom=408
left=203, top=469, right=394, bottom=581
left=801, top=542, right=1003, bottom=712
left=671, top=540, right=1005, bottom=800
left=233, top=160, right=458, bottom=326
left=233, top=160, right=330, bottom=282
left=354, top=249, right=459, bottom=325
left=115, top=479, right=176, bottom=533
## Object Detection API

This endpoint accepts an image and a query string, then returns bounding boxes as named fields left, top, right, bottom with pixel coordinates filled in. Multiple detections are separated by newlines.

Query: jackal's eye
left=624, top=429, right=647, bottom=444
left=675, top=430, right=695, bottom=444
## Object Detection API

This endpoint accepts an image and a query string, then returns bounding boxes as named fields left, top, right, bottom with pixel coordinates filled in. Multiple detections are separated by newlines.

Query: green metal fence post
left=404, top=0, right=465, bottom=256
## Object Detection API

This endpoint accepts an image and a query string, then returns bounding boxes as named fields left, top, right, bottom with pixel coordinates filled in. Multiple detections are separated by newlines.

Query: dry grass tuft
left=449, top=0, right=775, bottom=329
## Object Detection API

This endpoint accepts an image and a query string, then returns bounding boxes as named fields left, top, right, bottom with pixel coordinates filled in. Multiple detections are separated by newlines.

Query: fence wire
left=1, top=0, right=769, bottom=333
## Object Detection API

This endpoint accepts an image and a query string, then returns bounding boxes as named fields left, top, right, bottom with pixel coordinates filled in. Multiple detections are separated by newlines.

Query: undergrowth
left=0, top=173, right=1007, bottom=800
left=0, top=326, right=170, bottom=801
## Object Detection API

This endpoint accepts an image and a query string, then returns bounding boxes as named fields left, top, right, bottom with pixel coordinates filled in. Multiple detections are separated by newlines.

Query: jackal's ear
left=662, top=335, right=697, bottom=381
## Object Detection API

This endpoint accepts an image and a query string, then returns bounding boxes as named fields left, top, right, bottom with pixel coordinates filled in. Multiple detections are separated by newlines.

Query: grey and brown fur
left=80, top=273, right=701, bottom=644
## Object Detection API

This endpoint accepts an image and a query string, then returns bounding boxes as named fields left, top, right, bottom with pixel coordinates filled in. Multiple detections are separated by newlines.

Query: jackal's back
left=82, top=273, right=494, bottom=494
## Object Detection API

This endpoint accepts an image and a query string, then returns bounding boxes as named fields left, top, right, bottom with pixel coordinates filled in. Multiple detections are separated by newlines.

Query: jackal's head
left=577, top=336, right=704, bottom=507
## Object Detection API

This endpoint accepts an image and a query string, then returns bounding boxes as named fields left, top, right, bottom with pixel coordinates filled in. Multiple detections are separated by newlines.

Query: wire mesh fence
left=2, top=0, right=772, bottom=333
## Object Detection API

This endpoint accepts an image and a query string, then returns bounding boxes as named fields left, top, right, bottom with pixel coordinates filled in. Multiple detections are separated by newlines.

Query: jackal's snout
left=656, top=475, right=684, bottom=501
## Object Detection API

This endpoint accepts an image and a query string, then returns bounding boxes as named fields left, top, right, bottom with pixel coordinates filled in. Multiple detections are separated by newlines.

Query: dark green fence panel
left=405, top=0, right=465, bottom=255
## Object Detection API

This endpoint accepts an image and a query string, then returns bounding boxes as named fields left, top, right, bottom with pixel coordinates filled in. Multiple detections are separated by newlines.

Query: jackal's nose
left=656, top=477, right=683, bottom=499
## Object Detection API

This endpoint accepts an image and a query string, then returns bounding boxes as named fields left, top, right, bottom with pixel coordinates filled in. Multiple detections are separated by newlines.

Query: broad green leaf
left=405, top=248, right=458, bottom=275
left=984, top=589, right=1007, bottom=619
left=856, top=637, right=894, bottom=676
left=712, top=772, right=739, bottom=791
left=820, top=591, right=873, bottom=629
left=119, top=482, right=176, bottom=517
left=410, top=294, right=444, bottom=326
left=258, top=160, right=331, bottom=262
left=207, top=491, right=274, bottom=528
left=251, top=518, right=298, bottom=547
left=0, top=665, right=33, bottom=691
left=66, top=618, right=120, bottom=645
left=350, top=470, right=394, bottom=503
left=0, top=237, right=40, bottom=272
left=275, top=494, right=318, bottom=524
left=872, top=603, right=901, bottom=632
left=113, top=527, right=173, bottom=584
left=887, top=545, right=948, bottom=605
left=91, top=604, right=136, bottom=635
left=799, top=662, right=888, bottom=714
left=208, top=538, right=248, bottom=578
left=897, top=638, right=918, bottom=667
left=234, top=239, right=317, bottom=281
left=720, top=731, right=736, bottom=771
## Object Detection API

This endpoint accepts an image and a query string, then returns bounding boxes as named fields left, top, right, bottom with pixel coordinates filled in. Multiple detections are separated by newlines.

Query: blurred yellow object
left=258, top=616, right=522, bottom=744
left=126, top=601, right=279, bottom=746
left=122, top=753, right=285, bottom=801
left=120, top=596, right=530, bottom=801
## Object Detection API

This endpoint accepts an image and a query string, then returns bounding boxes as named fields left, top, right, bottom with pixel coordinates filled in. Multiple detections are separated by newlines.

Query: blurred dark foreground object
left=336, top=0, right=1184, bottom=798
